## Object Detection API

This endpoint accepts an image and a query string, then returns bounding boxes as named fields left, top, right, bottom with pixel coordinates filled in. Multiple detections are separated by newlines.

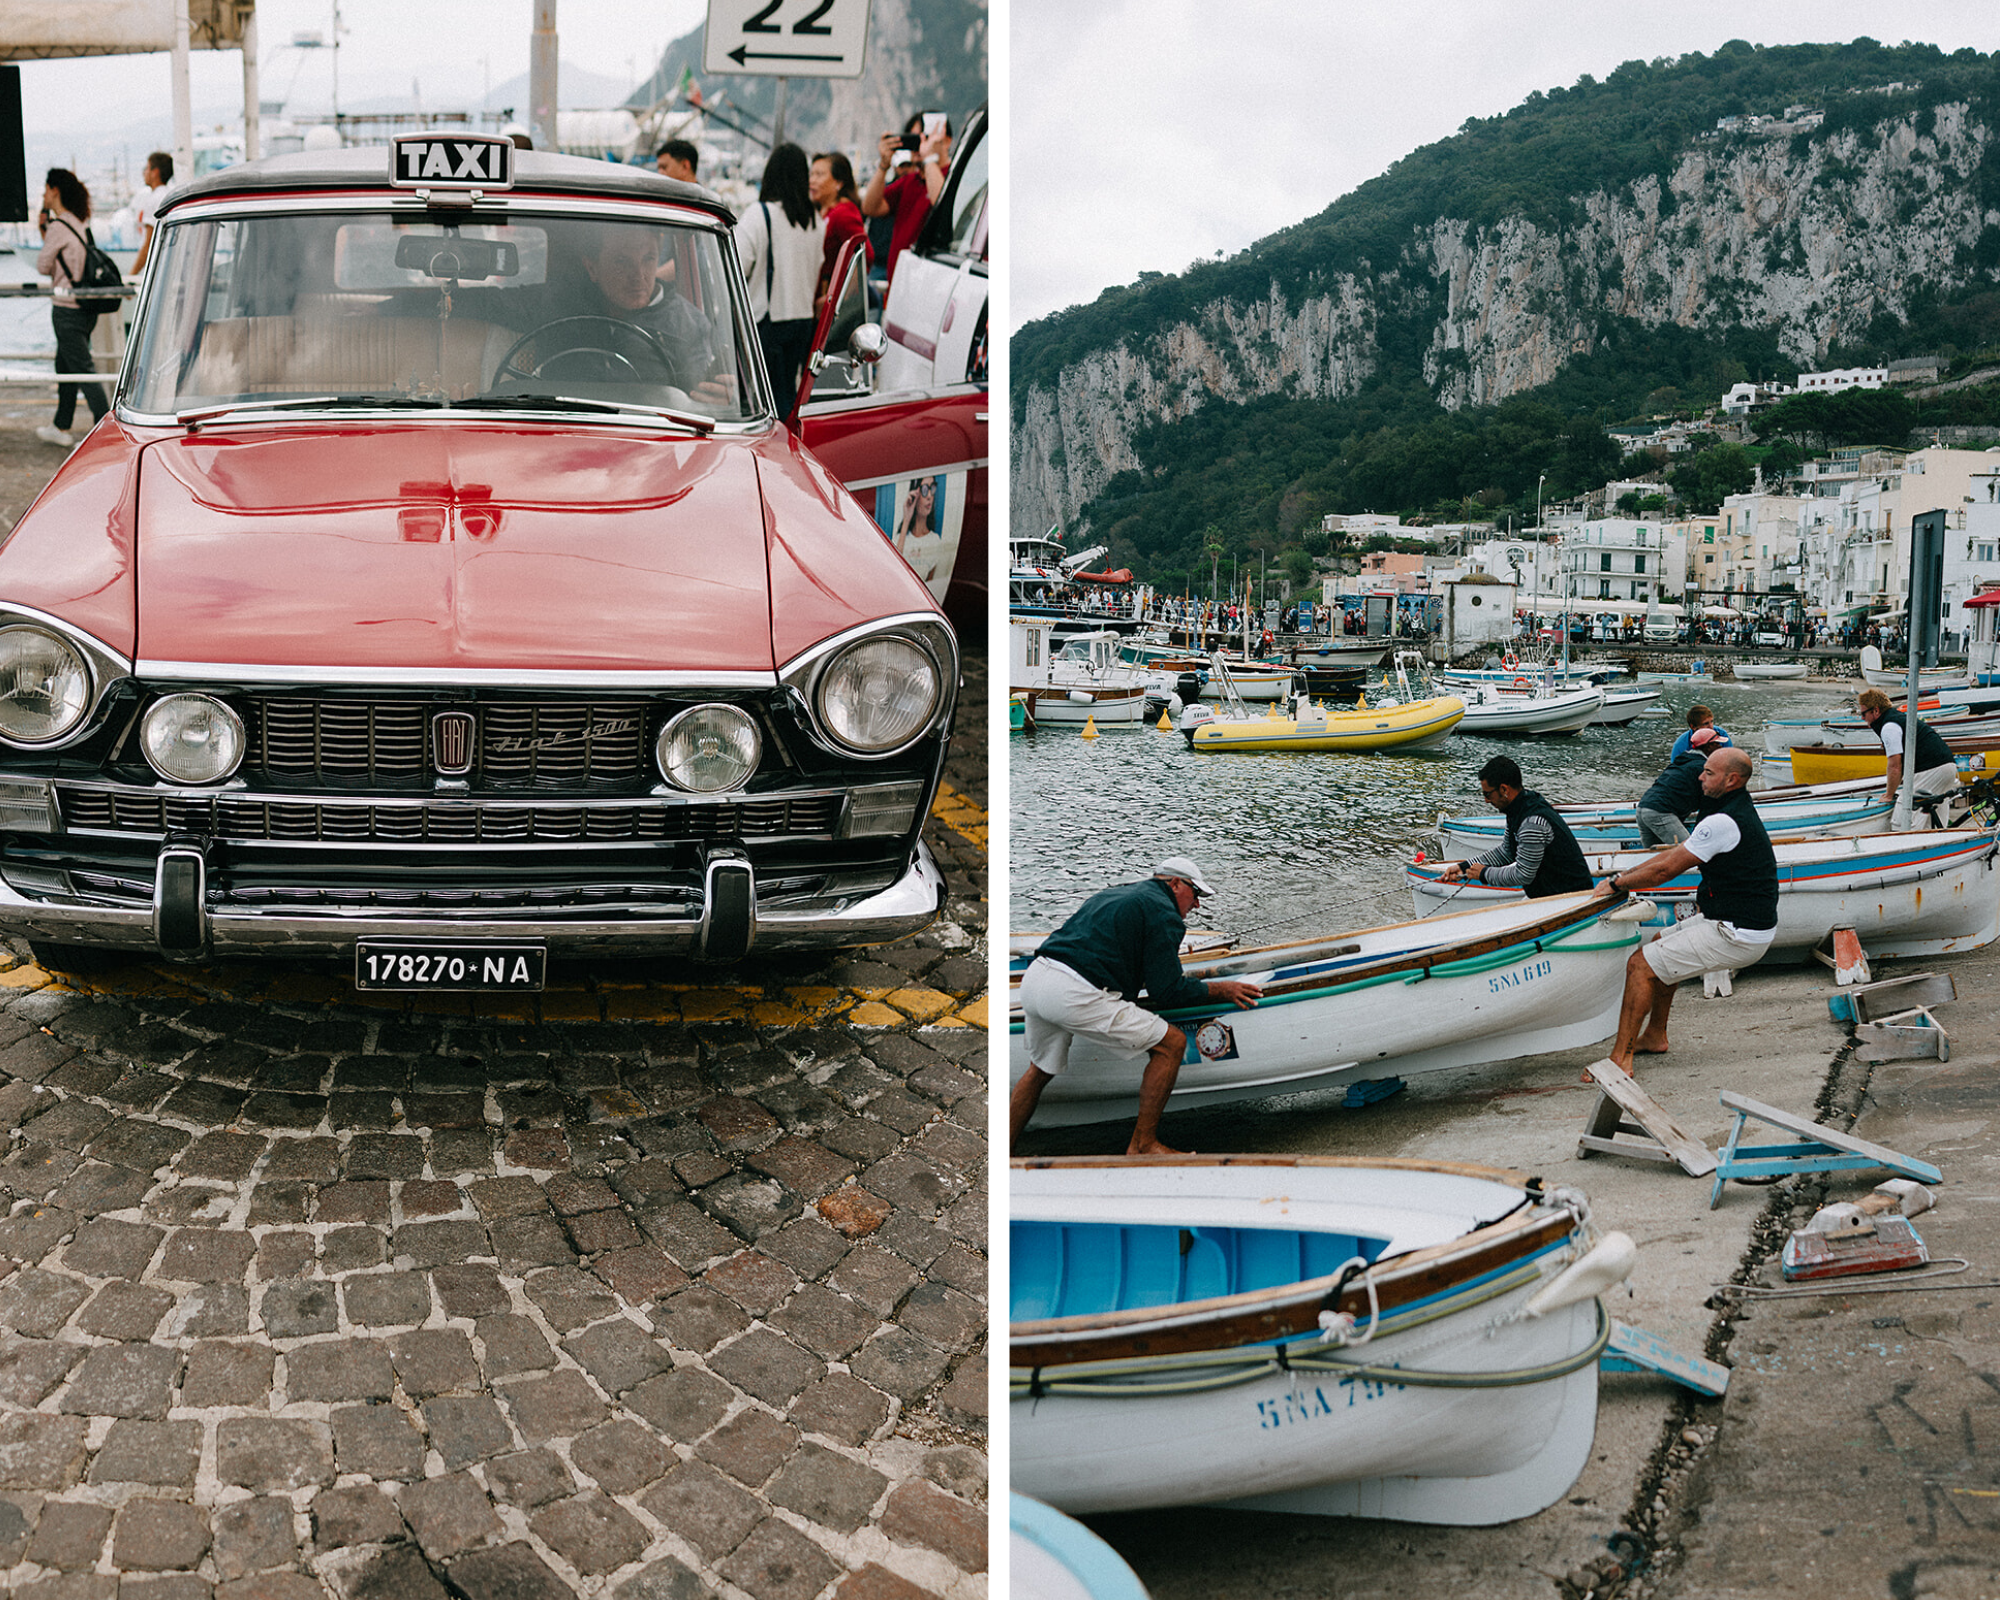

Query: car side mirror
left=848, top=324, right=885, bottom=366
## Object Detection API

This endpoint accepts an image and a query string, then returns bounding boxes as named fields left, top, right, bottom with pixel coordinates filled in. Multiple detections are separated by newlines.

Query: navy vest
left=1638, top=749, right=1706, bottom=819
left=1693, top=786, right=1779, bottom=931
left=1504, top=789, right=1593, bottom=898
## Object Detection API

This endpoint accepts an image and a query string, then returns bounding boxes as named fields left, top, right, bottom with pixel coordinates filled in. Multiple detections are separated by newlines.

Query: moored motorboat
left=1451, top=681, right=1605, bottom=737
left=1008, top=889, right=1641, bottom=1126
left=1183, top=693, right=1466, bottom=752
left=1435, top=790, right=1894, bottom=855
left=1586, top=687, right=1664, bottom=726
left=1011, top=1156, right=1626, bottom=1523
left=1409, top=830, right=2000, bottom=960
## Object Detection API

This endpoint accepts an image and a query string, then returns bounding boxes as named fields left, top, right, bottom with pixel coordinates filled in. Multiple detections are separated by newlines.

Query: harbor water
left=1012, top=673, right=1856, bottom=939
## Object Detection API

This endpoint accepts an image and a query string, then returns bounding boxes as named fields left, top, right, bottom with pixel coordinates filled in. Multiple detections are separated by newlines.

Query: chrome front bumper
left=0, top=841, right=946, bottom=961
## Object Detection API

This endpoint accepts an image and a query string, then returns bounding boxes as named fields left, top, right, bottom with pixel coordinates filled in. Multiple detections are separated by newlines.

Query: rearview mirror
left=393, top=233, right=519, bottom=281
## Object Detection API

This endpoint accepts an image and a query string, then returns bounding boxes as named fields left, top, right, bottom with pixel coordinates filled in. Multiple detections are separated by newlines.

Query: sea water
left=1010, top=675, right=1857, bottom=942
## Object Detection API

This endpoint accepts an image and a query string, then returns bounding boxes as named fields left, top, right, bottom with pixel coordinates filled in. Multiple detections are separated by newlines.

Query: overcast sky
left=1012, top=0, right=2000, bottom=330
left=18, top=0, right=709, bottom=139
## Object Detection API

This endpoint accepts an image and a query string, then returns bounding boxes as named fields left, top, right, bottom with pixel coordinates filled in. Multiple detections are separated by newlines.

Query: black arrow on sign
left=727, top=45, right=844, bottom=64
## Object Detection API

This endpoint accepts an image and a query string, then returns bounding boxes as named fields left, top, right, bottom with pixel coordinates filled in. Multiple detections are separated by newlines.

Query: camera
left=898, top=133, right=921, bottom=152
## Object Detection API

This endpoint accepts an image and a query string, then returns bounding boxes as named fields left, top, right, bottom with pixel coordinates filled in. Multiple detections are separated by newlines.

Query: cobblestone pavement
left=0, top=412, right=989, bottom=1599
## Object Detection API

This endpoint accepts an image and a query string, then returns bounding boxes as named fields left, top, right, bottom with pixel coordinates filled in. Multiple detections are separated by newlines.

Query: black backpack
left=53, top=218, right=122, bottom=315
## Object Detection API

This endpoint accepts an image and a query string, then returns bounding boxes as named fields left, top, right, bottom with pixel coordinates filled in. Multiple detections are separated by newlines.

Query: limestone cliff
left=1014, top=102, right=2000, bottom=539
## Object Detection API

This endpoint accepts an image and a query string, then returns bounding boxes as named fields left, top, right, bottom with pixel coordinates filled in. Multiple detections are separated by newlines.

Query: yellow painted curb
left=538, top=991, right=604, bottom=1022
left=0, top=966, right=52, bottom=990
left=677, top=991, right=749, bottom=1023
left=955, top=994, right=989, bottom=1029
left=846, top=1001, right=904, bottom=1027
left=603, top=992, right=685, bottom=1022
left=882, top=987, right=956, bottom=1023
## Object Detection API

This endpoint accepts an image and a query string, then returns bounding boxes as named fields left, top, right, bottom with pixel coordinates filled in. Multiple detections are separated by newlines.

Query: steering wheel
left=494, top=316, right=677, bottom=386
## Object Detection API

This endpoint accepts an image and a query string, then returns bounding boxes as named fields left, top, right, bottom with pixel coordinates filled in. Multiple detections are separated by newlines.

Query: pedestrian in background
left=34, top=168, right=108, bottom=450
left=809, top=150, right=869, bottom=311
left=862, top=109, right=951, bottom=290
left=130, top=151, right=174, bottom=277
left=655, top=139, right=698, bottom=183
left=734, top=143, right=824, bottom=415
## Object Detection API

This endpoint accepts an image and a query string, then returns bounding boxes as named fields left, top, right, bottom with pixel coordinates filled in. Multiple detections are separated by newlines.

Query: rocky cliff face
left=1015, top=104, right=1999, bottom=539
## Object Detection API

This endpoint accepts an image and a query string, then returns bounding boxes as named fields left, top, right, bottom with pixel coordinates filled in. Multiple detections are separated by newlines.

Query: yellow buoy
left=1355, top=692, right=1367, bottom=709
left=1156, top=707, right=1174, bottom=731
left=1081, top=715, right=1099, bottom=739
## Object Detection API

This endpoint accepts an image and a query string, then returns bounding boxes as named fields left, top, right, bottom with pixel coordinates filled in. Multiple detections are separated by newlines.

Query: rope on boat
left=1009, top=1302, right=1611, bottom=1401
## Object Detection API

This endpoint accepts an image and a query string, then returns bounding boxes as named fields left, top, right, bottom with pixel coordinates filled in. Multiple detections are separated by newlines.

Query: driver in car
left=554, top=225, right=736, bottom=409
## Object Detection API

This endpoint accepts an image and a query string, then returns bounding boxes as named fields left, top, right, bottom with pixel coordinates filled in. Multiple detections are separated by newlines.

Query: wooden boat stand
left=1575, top=1060, right=1716, bottom=1177
left=1709, top=1091, right=1943, bottom=1209
left=1828, top=970, right=1957, bottom=1062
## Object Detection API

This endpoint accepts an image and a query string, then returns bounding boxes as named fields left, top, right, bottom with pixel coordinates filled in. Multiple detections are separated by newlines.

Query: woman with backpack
left=34, top=168, right=111, bottom=448
left=733, top=144, right=823, bottom=416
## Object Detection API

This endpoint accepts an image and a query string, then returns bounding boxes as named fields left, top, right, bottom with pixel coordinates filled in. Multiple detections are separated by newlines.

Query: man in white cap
left=1010, top=857, right=1262, bottom=1155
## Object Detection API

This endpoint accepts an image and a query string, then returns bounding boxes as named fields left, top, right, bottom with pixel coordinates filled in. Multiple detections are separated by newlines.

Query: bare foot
left=1600, top=1052, right=1637, bottom=1076
left=1634, top=1034, right=1669, bottom=1055
left=1127, top=1139, right=1188, bottom=1156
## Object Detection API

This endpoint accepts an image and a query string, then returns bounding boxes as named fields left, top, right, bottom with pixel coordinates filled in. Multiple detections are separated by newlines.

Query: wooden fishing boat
left=1859, top=644, right=1967, bottom=693
left=1011, top=1155, right=1627, bottom=1523
left=1011, top=1495, right=1151, bottom=1599
left=1763, top=709, right=2000, bottom=755
left=1008, top=890, right=1641, bottom=1127
left=1788, top=742, right=2000, bottom=786
left=1731, top=661, right=1809, bottom=680
left=1409, top=831, right=2000, bottom=960
left=1435, top=791, right=1894, bottom=856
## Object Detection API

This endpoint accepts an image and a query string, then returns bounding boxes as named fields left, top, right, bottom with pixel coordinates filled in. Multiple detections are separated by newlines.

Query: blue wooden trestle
left=1709, top=1091, right=1942, bottom=1210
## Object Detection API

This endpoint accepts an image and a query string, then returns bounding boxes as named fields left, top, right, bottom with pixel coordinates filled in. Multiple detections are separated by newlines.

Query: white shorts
left=1019, top=957, right=1171, bottom=1075
left=1642, top=915, right=1773, bottom=986
left=1914, top=763, right=1961, bottom=798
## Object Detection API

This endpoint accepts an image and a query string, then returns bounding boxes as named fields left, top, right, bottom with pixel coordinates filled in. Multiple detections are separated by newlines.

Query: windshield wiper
left=453, top=393, right=717, bottom=434
left=178, top=395, right=445, bottom=428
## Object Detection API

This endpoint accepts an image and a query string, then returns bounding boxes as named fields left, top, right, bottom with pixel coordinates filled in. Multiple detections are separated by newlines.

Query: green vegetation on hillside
left=1015, top=39, right=2000, bottom=408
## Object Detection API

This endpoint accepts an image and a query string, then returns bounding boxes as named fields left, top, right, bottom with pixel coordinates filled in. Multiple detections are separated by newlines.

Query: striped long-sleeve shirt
left=1470, top=814, right=1555, bottom=890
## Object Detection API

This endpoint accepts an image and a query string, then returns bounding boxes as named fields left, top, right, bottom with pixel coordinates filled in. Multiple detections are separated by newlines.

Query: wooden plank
left=1851, top=971, right=1958, bottom=1023
left=1718, top=1092, right=1944, bottom=1175
left=1579, top=1061, right=1718, bottom=1177
left=1601, top=1320, right=1731, bottom=1397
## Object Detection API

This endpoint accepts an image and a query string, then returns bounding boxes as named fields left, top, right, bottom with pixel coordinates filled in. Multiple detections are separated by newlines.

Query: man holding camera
left=862, top=110, right=952, bottom=288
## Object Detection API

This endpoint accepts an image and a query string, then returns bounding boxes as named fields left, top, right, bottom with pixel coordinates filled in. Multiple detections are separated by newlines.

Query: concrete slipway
left=1013, top=931, right=2000, bottom=1600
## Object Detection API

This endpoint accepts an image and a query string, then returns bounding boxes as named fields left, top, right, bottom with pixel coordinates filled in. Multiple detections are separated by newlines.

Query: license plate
left=354, top=940, right=546, bottom=991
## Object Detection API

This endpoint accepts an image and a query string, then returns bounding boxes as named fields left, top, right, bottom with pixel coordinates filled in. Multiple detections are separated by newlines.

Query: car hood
left=121, top=422, right=922, bottom=675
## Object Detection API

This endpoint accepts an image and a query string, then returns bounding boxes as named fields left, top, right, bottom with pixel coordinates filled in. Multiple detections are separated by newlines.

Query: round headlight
left=141, top=694, right=245, bottom=783
left=657, top=704, right=761, bottom=793
left=816, top=636, right=939, bottom=753
left=0, top=626, right=91, bottom=745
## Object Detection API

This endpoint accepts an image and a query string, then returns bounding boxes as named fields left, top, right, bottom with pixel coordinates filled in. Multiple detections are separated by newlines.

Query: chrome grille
left=57, top=788, right=843, bottom=844
left=244, top=698, right=649, bottom=785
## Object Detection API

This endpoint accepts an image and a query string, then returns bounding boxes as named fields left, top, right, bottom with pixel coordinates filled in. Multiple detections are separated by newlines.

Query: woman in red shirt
left=810, top=151, right=870, bottom=313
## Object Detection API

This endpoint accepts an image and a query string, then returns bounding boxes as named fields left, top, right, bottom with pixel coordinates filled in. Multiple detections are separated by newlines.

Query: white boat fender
left=1068, top=689, right=1095, bottom=705
left=1603, top=898, right=1658, bottom=923
left=1523, top=1231, right=1638, bottom=1319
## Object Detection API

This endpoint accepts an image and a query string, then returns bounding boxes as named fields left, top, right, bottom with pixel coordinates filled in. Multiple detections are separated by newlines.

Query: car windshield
left=125, top=209, right=762, bottom=421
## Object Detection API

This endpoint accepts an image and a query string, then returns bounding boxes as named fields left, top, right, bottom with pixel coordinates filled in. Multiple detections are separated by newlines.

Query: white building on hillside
left=1796, top=366, right=1888, bottom=394
left=1557, top=520, right=1679, bottom=607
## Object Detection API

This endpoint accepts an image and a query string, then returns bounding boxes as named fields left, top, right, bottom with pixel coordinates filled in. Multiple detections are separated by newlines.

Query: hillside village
left=1323, top=388, right=2000, bottom=650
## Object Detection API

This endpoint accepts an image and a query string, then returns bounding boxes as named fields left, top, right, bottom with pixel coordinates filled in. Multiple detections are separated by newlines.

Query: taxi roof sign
left=390, top=133, right=514, bottom=191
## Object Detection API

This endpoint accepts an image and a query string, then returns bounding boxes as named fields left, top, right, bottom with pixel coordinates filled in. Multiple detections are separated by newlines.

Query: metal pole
left=241, top=4, right=260, bottom=161
left=171, top=0, right=194, bottom=174
left=772, top=77, right=788, bottom=146
left=530, top=0, right=559, bottom=154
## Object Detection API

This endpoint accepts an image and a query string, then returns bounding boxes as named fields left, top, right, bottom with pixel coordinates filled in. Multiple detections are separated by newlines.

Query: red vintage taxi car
left=0, top=136, right=964, bottom=988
